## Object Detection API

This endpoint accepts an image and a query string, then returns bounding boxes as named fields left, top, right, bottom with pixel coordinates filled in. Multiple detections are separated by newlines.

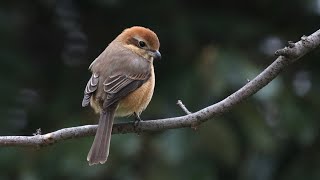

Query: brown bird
left=82, top=26, right=161, bottom=165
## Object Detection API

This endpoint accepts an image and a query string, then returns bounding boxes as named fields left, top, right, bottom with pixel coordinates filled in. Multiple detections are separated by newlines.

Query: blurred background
left=0, top=0, right=320, bottom=179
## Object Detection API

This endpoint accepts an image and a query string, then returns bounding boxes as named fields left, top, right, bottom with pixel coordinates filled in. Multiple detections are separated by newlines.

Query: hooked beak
left=152, top=50, right=161, bottom=61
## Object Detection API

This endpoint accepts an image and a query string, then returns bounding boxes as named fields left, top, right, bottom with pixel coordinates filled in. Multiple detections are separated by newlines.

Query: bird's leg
left=134, top=112, right=142, bottom=127
left=133, top=112, right=142, bottom=134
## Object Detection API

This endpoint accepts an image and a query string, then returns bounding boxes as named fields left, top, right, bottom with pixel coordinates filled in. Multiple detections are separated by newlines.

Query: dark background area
left=0, top=0, right=320, bottom=179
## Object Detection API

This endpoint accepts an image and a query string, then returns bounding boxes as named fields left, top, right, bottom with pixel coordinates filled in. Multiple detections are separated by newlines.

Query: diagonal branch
left=1, top=29, right=320, bottom=147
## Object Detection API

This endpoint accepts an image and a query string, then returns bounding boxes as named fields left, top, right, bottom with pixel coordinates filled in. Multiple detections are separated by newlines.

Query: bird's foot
left=134, top=112, right=142, bottom=134
left=134, top=112, right=142, bottom=126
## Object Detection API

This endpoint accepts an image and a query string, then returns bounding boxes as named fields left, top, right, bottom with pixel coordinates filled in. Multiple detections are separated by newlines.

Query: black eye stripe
left=127, top=38, right=147, bottom=48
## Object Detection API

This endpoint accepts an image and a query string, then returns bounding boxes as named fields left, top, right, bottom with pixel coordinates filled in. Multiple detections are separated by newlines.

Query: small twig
left=32, top=128, right=42, bottom=136
left=177, top=100, right=191, bottom=115
left=177, top=100, right=198, bottom=130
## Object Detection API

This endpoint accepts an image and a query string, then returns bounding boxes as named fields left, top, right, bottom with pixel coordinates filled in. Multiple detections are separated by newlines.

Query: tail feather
left=87, top=109, right=115, bottom=165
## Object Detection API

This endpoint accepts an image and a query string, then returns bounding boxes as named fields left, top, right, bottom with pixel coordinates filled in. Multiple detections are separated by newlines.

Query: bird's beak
left=152, top=50, right=161, bottom=61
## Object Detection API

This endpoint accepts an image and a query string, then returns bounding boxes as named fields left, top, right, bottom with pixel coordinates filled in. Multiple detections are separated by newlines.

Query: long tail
left=87, top=109, right=115, bottom=166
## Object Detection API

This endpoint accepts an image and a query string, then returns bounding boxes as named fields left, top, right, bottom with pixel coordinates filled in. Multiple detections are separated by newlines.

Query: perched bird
left=82, top=26, right=161, bottom=165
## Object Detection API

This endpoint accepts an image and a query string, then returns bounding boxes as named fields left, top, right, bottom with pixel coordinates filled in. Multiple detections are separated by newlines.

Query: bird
left=82, top=26, right=161, bottom=166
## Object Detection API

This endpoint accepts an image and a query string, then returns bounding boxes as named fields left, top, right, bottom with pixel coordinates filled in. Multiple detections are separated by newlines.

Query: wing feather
left=103, top=72, right=150, bottom=108
left=82, top=73, right=99, bottom=107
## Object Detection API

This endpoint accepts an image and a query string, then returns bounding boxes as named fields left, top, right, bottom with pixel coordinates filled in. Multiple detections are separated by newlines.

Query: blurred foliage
left=0, top=0, right=320, bottom=179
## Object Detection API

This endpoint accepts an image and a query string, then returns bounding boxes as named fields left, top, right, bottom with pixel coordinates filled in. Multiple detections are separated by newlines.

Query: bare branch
left=177, top=100, right=191, bottom=115
left=1, top=29, right=320, bottom=148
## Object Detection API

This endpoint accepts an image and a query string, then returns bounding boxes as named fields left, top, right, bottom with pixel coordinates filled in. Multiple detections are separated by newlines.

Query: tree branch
left=1, top=29, right=320, bottom=147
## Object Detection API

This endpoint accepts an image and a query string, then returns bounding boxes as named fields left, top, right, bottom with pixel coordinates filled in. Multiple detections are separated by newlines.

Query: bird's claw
left=134, top=112, right=143, bottom=134
left=134, top=113, right=142, bottom=126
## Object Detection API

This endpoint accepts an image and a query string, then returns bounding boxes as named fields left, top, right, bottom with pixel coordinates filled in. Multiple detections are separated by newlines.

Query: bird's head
left=116, top=26, right=161, bottom=61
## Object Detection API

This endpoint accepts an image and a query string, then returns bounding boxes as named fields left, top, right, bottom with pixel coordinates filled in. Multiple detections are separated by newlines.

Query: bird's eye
left=138, top=41, right=146, bottom=48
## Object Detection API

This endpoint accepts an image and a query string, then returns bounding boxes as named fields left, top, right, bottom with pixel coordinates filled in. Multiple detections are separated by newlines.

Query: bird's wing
left=82, top=73, right=99, bottom=107
left=102, top=72, right=150, bottom=108
left=84, top=43, right=151, bottom=109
